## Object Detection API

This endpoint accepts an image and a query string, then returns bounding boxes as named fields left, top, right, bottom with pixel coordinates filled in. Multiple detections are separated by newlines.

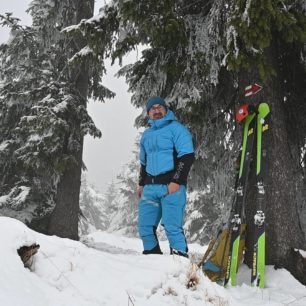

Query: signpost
left=245, top=84, right=263, bottom=97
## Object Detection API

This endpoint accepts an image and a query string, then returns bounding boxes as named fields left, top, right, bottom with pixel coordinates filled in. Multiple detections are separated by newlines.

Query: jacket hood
left=148, top=110, right=176, bottom=129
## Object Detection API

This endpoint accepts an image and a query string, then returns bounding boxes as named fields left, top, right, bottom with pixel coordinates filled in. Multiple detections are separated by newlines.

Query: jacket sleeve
left=171, top=153, right=195, bottom=185
left=138, top=164, right=147, bottom=186
left=171, top=124, right=195, bottom=185
left=139, top=137, right=147, bottom=186
left=173, top=123, right=194, bottom=158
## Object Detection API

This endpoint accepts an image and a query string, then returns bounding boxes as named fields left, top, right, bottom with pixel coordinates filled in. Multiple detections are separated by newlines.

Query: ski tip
left=258, top=103, right=270, bottom=116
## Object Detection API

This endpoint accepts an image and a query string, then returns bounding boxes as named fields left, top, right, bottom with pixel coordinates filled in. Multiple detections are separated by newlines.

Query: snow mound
left=0, top=217, right=305, bottom=306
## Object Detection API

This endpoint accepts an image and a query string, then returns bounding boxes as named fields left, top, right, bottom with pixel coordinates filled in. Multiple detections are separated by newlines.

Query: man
left=137, top=96, right=194, bottom=257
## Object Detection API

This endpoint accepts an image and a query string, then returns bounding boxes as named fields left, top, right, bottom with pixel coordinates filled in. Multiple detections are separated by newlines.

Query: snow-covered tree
left=103, top=180, right=120, bottom=218
left=0, top=1, right=114, bottom=239
left=79, top=175, right=109, bottom=236
left=107, top=150, right=139, bottom=237
left=67, top=0, right=306, bottom=284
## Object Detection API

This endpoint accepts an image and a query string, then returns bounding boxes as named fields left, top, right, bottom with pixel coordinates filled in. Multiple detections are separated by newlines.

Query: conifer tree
left=104, top=180, right=120, bottom=219
left=0, top=0, right=114, bottom=239
left=70, top=0, right=306, bottom=283
left=107, top=150, right=139, bottom=237
left=79, top=175, right=109, bottom=235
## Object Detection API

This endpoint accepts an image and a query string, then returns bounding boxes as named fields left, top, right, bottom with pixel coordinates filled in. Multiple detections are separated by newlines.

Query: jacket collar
left=148, top=110, right=176, bottom=129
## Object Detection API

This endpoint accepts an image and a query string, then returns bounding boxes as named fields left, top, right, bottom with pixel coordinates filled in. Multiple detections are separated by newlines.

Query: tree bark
left=241, top=38, right=306, bottom=285
left=48, top=0, right=95, bottom=240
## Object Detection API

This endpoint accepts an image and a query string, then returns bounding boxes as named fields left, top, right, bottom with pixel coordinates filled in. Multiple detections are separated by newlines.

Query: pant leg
left=161, top=185, right=188, bottom=253
left=138, top=185, right=163, bottom=251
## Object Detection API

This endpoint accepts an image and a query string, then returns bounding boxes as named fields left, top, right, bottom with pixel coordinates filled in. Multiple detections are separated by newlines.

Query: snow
left=227, top=25, right=239, bottom=58
left=0, top=186, right=30, bottom=209
left=85, top=12, right=106, bottom=24
left=0, top=140, right=10, bottom=151
left=11, top=186, right=30, bottom=207
left=295, top=248, right=306, bottom=258
left=300, top=142, right=306, bottom=168
left=242, top=0, right=252, bottom=26
left=28, top=134, right=42, bottom=142
left=21, top=115, right=37, bottom=122
left=0, top=194, right=9, bottom=207
left=79, top=46, right=93, bottom=56
left=185, top=9, right=226, bottom=86
left=68, top=46, right=94, bottom=63
left=62, top=24, right=80, bottom=33
left=62, top=11, right=106, bottom=34
left=1, top=216, right=306, bottom=306
left=52, top=101, right=68, bottom=113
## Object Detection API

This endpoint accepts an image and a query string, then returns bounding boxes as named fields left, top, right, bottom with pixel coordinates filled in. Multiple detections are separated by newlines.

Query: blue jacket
left=140, top=110, right=194, bottom=176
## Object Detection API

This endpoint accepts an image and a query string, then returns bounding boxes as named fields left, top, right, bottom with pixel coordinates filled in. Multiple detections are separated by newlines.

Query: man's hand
left=167, top=182, right=180, bottom=195
left=137, top=186, right=144, bottom=199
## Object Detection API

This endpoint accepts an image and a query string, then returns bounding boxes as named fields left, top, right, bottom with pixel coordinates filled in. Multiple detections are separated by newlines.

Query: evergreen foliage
left=70, top=0, right=306, bottom=251
left=227, top=0, right=306, bottom=79
left=63, top=0, right=240, bottom=243
left=79, top=175, right=109, bottom=235
left=104, top=180, right=120, bottom=220
left=106, top=150, right=139, bottom=237
left=0, top=1, right=113, bottom=230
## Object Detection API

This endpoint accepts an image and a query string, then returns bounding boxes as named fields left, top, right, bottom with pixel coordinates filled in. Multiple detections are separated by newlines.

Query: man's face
left=148, top=104, right=167, bottom=120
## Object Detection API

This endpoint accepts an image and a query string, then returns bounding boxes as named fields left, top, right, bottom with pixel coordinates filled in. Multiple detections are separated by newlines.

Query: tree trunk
left=48, top=0, right=95, bottom=240
left=241, top=38, right=306, bottom=285
left=48, top=143, right=83, bottom=240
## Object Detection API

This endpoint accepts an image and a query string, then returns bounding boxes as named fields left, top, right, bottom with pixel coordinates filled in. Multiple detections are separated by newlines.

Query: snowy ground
left=1, top=217, right=305, bottom=306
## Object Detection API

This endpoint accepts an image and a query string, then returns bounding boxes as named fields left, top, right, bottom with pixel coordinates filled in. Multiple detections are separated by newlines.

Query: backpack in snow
left=198, top=224, right=246, bottom=282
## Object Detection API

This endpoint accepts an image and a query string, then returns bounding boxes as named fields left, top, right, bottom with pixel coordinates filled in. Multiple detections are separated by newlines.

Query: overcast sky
left=0, top=0, right=142, bottom=193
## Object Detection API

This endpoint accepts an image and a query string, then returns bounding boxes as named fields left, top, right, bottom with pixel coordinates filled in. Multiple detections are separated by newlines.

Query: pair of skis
left=224, top=102, right=270, bottom=289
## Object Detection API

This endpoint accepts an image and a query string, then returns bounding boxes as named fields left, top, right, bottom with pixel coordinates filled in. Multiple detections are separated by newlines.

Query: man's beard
left=153, top=113, right=163, bottom=119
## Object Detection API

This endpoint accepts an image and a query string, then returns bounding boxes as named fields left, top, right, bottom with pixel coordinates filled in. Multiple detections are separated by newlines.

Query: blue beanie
left=146, top=96, right=167, bottom=113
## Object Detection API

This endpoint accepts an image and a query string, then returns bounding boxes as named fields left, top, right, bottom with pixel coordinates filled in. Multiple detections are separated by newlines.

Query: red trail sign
left=245, top=83, right=263, bottom=97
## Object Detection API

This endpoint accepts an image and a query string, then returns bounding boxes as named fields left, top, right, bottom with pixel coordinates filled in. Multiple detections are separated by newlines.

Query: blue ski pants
left=138, top=184, right=187, bottom=253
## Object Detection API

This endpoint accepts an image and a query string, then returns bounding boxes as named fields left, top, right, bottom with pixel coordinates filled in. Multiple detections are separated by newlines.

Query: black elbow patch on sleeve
left=139, top=164, right=147, bottom=186
left=171, top=153, right=195, bottom=185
